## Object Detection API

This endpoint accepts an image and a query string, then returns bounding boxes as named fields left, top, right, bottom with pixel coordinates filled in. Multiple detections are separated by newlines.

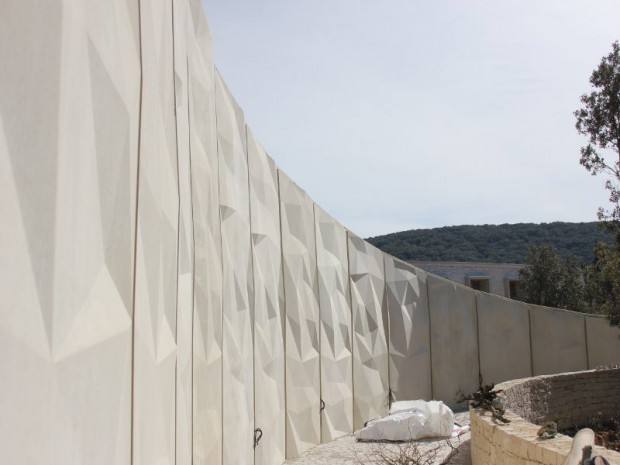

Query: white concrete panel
left=585, top=316, right=620, bottom=368
left=348, top=234, right=389, bottom=430
left=215, top=71, right=254, bottom=465
left=476, top=293, right=531, bottom=385
left=248, top=128, right=286, bottom=465
left=173, top=1, right=193, bottom=464
left=427, top=275, right=479, bottom=405
left=186, top=3, right=223, bottom=463
left=315, top=206, right=353, bottom=443
left=530, top=305, right=588, bottom=375
left=0, top=1, right=140, bottom=463
left=279, top=170, right=321, bottom=459
left=384, top=258, right=432, bottom=402
left=133, top=1, right=179, bottom=464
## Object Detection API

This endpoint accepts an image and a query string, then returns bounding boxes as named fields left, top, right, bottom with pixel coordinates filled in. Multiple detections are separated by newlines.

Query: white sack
left=390, top=400, right=454, bottom=437
left=357, top=400, right=454, bottom=441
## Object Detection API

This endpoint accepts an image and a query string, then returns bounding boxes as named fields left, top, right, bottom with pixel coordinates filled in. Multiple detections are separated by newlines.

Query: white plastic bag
left=391, top=400, right=454, bottom=438
left=356, top=400, right=454, bottom=441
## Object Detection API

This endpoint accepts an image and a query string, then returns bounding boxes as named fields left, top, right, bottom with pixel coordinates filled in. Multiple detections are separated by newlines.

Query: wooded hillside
left=366, top=222, right=613, bottom=263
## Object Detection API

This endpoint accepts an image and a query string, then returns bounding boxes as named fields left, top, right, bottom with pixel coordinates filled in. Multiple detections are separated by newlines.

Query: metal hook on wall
left=253, top=428, right=263, bottom=449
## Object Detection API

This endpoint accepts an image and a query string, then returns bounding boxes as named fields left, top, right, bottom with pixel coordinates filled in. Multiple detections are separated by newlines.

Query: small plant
left=458, top=376, right=511, bottom=424
left=355, top=441, right=440, bottom=465
left=354, top=438, right=460, bottom=465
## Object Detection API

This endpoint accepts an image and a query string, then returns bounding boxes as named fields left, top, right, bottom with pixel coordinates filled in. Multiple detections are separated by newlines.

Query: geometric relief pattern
left=427, top=275, right=479, bottom=405
left=6, top=1, right=620, bottom=465
left=215, top=71, right=254, bottom=465
left=385, top=258, right=432, bottom=402
left=476, top=293, right=531, bottom=385
left=187, top=3, right=223, bottom=463
left=248, top=128, right=286, bottom=465
left=529, top=305, right=588, bottom=376
left=348, top=233, right=389, bottom=430
left=315, top=206, right=353, bottom=443
left=279, top=171, right=321, bottom=459
left=0, top=0, right=140, bottom=463
left=133, top=1, right=179, bottom=464
left=173, top=0, right=193, bottom=463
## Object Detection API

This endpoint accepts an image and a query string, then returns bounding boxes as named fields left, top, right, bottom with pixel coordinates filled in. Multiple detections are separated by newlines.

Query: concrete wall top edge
left=387, top=253, right=427, bottom=274
left=495, top=368, right=620, bottom=390
left=528, top=303, right=589, bottom=319
left=276, top=167, right=310, bottom=200
left=475, top=289, right=527, bottom=307
left=410, top=260, right=525, bottom=268
left=246, top=125, right=277, bottom=168
left=426, top=268, right=483, bottom=295
left=314, top=203, right=348, bottom=234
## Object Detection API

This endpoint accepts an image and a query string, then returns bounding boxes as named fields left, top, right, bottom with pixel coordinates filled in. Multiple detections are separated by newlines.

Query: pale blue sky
left=202, top=0, right=620, bottom=238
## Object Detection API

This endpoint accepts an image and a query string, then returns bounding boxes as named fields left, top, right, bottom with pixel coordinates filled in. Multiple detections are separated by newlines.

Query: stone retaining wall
left=471, top=369, right=620, bottom=465
left=499, top=369, right=620, bottom=429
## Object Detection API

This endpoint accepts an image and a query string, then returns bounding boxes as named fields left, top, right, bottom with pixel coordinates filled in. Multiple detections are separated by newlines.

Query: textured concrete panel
left=279, top=170, right=321, bottom=459
left=0, top=1, right=140, bottom=463
left=348, top=233, right=389, bottom=430
left=186, top=4, right=223, bottom=463
left=133, top=1, right=179, bottom=464
left=476, top=293, right=531, bottom=385
left=530, top=305, right=588, bottom=375
left=173, top=1, right=193, bottom=463
left=315, top=206, right=353, bottom=443
left=585, top=316, right=620, bottom=368
left=427, top=275, right=479, bottom=404
left=248, top=128, right=286, bottom=465
left=215, top=71, right=254, bottom=465
left=384, top=258, right=432, bottom=402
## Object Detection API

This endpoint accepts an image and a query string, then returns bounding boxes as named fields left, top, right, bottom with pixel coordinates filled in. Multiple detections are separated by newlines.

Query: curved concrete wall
left=1, top=1, right=619, bottom=464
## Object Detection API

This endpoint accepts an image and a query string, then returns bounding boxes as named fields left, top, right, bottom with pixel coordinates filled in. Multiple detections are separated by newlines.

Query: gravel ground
left=284, top=411, right=472, bottom=465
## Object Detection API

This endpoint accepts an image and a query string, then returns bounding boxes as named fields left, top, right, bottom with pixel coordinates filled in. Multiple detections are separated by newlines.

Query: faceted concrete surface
left=173, top=1, right=194, bottom=463
left=216, top=69, right=255, bottom=465
left=279, top=171, right=321, bottom=459
left=133, top=1, right=179, bottom=464
left=186, top=1, right=224, bottom=463
left=0, top=1, right=140, bottom=463
left=348, top=234, right=390, bottom=430
left=385, top=257, right=432, bottom=402
left=1, top=0, right=619, bottom=464
left=248, top=128, right=286, bottom=465
left=315, top=206, right=354, bottom=444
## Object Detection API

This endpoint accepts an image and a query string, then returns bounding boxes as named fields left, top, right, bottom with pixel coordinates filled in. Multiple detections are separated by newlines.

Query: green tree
left=518, top=244, right=586, bottom=312
left=574, top=40, right=620, bottom=229
left=584, top=242, right=620, bottom=324
left=575, top=40, right=620, bottom=326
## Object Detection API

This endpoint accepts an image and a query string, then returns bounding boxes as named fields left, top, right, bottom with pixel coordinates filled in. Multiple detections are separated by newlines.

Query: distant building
left=409, top=260, right=524, bottom=299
